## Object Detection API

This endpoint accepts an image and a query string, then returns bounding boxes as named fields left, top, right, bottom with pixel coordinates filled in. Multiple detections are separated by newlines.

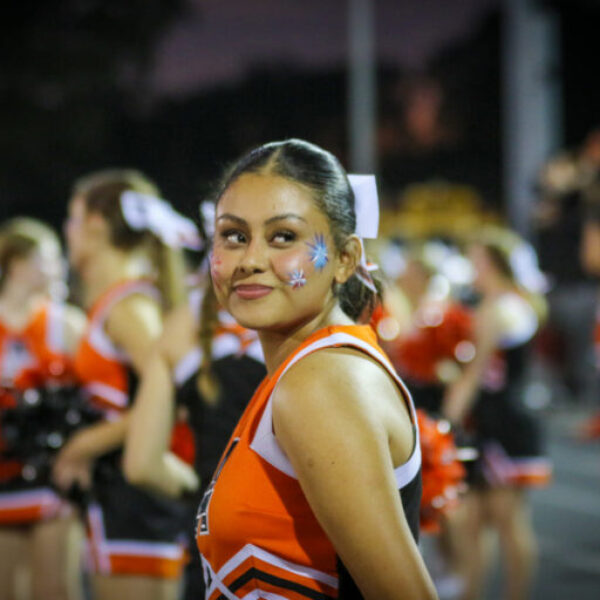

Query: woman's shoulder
left=104, top=290, right=163, bottom=346
left=493, top=292, right=539, bottom=347
left=57, top=302, right=87, bottom=354
left=274, top=343, right=398, bottom=419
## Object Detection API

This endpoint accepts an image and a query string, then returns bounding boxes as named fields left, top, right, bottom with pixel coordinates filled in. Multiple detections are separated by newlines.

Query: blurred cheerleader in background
left=52, top=169, right=199, bottom=600
left=123, top=203, right=266, bottom=599
left=371, top=240, right=473, bottom=598
left=0, top=218, right=86, bottom=600
left=441, top=228, right=552, bottom=600
left=374, top=240, right=475, bottom=416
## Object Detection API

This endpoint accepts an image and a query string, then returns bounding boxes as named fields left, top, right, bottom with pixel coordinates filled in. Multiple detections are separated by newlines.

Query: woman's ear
left=334, top=234, right=361, bottom=285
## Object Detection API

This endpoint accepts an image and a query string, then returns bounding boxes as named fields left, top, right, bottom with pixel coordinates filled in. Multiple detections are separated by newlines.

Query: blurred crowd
left=1, top=125, right=600, bottom=600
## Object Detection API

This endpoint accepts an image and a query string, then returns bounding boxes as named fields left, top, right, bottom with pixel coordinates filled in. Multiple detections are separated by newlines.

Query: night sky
left=150, top=0, right=499, bottom=96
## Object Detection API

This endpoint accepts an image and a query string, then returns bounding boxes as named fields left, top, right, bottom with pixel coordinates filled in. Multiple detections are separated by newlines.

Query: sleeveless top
left=0, top=302, right=72, bottom=389
left=0, top=301, right=75, bottom=523
left=473, top=292, right=552, bottom=486
left=196, top=324, right=422, bottom=600
left=73, top=279, right=160, bottom=420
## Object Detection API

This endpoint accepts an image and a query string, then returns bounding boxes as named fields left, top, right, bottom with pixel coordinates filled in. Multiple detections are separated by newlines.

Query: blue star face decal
left=306, top=234, right=329, bottom=271
left=288, top=269, right=307, bottom=289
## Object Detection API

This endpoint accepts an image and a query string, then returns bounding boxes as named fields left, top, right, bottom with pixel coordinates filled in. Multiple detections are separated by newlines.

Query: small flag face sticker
left=288, top=269, right=307, bottom=289
left=307, top=234, right=328, bottom=271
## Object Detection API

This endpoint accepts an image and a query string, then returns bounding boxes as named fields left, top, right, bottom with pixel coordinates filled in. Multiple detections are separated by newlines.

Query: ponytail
left=149, top=239, right=186, bottom=311
left=338, top=271, right=382, bottom=323
left=196, top=283, right=220, bottom=405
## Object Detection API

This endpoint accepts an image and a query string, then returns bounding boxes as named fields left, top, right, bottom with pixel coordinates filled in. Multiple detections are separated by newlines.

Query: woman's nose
left=237, top=238, right=268, bottom=274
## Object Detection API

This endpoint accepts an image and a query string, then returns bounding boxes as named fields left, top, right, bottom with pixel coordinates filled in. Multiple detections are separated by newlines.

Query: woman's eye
left=272, top=231, right=296, bottom=244
left=222, top=230, right=247, bottom=244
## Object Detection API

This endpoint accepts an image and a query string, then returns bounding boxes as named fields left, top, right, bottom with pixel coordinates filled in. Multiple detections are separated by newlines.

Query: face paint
left=288, top=268, right=307, bottom=289
left=209, top=252, right=224, bottom=290
left=306, top=234, right=329, bottom=271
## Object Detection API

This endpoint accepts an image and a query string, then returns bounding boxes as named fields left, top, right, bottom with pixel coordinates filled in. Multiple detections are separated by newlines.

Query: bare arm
left=53, top=293, right=163, bottom=491
left=442, top=300, right=500, bottom=424
left=123, top=302, right=200, bottom=497
left=60, top=303, right=87, bottom=356
left=272, top=349, right=438, bottom=600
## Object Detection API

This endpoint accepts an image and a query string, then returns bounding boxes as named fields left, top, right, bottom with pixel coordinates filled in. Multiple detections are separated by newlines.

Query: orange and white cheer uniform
left=0, top=302, right=73, bottom=524
left=196, top=324, right=422, bottom=600
left=74, top=280, right=188, bottom=579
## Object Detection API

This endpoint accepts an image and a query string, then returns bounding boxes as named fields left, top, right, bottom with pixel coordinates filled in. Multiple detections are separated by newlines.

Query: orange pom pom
left=417, top=409, right=467, bottom=533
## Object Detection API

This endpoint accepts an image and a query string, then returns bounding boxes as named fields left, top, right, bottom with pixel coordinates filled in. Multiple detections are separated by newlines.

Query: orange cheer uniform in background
left=0, top=301, right=74, bottom=524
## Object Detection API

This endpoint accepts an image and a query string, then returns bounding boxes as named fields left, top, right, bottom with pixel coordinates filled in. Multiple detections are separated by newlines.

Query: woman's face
left=581, top=221, right=600, bottom=276
left=212, top=173, right=342, bottom=333
left=468, top=243, right=494, bottom=293
left=64, top=194, right=105, bottom=271
left=8, top=240, right=63, bottom=297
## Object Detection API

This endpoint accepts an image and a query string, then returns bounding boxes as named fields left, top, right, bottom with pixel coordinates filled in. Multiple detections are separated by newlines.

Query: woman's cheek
left=272, top=251, right=313, bottom=290
left=209, top=250, right=227, bottom=292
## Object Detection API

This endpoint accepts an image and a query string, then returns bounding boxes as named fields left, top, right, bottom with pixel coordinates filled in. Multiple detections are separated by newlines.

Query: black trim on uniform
left=216, top=566, right=336, bottom=600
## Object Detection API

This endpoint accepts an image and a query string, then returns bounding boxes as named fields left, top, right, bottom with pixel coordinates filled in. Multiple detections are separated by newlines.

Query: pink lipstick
left=234, top=284, right=273, bottom=300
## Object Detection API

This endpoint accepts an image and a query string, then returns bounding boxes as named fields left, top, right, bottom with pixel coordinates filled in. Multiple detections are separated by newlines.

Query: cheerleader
left=442, top=230, right=552, bottom=600
left=51, top=169, right=196, bottom=600
left=194, top=139, right=437, bottom=599
left=375, top=243, right=474, bottom=415
left=0, top=218, right=86, bottom=600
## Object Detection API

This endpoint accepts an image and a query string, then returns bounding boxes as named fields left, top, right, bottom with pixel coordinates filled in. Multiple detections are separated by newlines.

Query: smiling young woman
left=196, top=139, right=438, bottom=600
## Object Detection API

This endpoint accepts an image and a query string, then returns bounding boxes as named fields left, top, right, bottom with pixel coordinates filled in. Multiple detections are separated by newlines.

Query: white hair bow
left=509, top=241, right=549, bottom=294
left=348, top=174, right=379, bottom=293
left=120, top=191, right=203, bottom=250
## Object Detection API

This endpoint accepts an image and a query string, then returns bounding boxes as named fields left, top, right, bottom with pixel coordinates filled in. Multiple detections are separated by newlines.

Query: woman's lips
left=233, top=284, right=273, bottom=300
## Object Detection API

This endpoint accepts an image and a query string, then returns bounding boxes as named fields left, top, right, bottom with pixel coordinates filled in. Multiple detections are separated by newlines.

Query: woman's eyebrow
left=216, top=214, right=247, bottom=225
left=264, top=214, right=307, bottom=225
left=216, top=213, right=307, bottom=226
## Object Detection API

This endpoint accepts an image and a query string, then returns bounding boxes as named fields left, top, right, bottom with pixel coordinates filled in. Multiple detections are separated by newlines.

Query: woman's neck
left=483, top=274, right=515, bottom=299
left=258, top=300, right=353, bottom=375
left=0, top=286, right=45, bottom=331
left=79, top=247, right=146, bottom=308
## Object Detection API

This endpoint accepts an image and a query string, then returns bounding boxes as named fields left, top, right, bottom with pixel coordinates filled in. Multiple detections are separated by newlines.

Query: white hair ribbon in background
left=348, top=174, right=380, bottom=293
left=120, top=191, right=203, bottom=250
left=199, top=201, right=216, bottom=238
left=509, top=241, right=550, bottom=294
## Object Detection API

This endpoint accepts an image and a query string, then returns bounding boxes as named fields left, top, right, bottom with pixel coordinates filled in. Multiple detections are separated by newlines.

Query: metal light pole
left=502, top=0, right=562, bottom=237
left=348, top=0, right=377, bottom=174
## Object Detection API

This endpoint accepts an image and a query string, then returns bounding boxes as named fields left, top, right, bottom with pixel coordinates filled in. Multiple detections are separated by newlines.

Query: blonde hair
left=0, top=218, right=60, bottom=292
left=72, top=169, right=186, bottom=310
left=470, top=226, right=548, bottom=323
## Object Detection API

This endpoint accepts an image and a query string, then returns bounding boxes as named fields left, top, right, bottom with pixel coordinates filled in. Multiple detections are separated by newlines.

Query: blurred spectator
left=533, top=127, right=600, bottom=405
left=578, top=178, right=600, bottom=439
